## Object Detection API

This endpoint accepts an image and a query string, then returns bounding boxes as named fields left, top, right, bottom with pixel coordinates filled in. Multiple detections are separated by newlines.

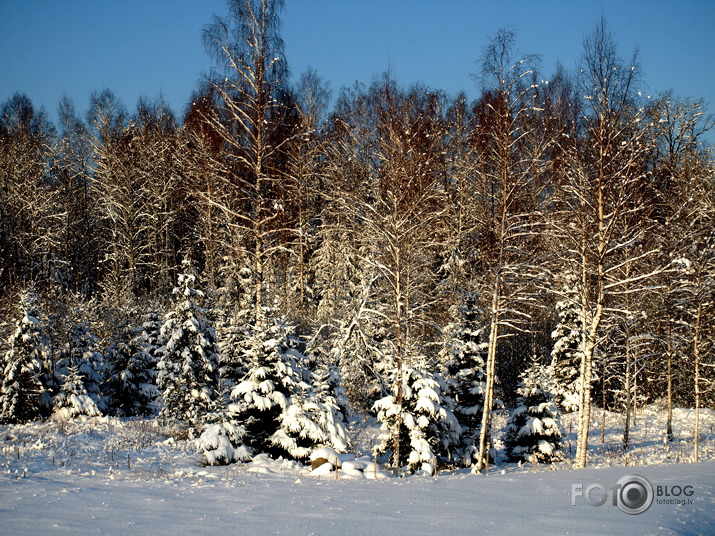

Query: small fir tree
left=0, top=292, right=48, bottom=423
left=504, top=358, right=564, bottom=464
left=53, top=365, right=102, bottom=419
left=157, top=262, right=219, bottom=436
left=196, top=405, right=252, bottom=466
left=440, top=293, right=488, bottom=465
left=273, top=359, right=351, bottom=461
left=374, top=364, right=461, bottom=473
left=199, top=319, right=351, bottom=464
left=215, top=316, right=249, bottom=398
left=313, top=362, right=351, bottom=439
left=51, top=301, right=105, bottom=419
left=549, top=287, right=583, bottom=412
left=136, top=309, right=164, bottom=363
left=271, top=380, right=337, bottom=462
left=228, top=317, right=303, bottom=457
left=133, top=309, right=164, bottom=415
left=56, top=319, right=106, bottom=412
left=104, top=323, right=159, bottom=416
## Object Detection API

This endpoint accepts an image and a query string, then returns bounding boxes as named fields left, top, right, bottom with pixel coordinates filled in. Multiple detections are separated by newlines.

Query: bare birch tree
left=471, top=28, right=549, bottom=472
left=649, top=93, right=714, bottom=442
left=201, top=0, right=296, bottom=326
left=0, top=94, right=56, bottom=289
left=555, top=19, right=658, bottom=468
left=327, top=77, right=449, bottom=468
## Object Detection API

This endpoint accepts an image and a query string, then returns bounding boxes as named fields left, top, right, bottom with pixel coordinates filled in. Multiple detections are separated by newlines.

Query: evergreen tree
left=55, top=316, right=105, bottom=412
left=196, top=406, right=252, bottom=466
left=272, top=362, right=351, bottom=461
left=199, top=316, right=351, bottom=464
left=440, top=293, right=488, bottom=465
left=157, top=262, right=219, bottom=436
left=228, top=317, right=303, bottom=457
left=313, top=362, right=351, bottom=426
left=504, top=358, right=564, bottom=464
left=374, top=364, right=460, bottom=473
left=271, top=379, right=338, bottom=462
left=215, top=315, right=249, bottom=399
left=0, top=291, right=47, bottom=423
left=104, top=323, right=159, bottom=416
left=134, top=309, right=163, bottom=414
left=136, top=309, right=164, bottom=362
left=549, top=281, right=583, bottom=412
left=52, top=365, right=102, bottom=419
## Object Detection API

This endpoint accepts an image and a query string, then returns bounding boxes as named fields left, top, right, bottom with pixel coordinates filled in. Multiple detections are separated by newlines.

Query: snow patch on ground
left=1, top=405, right=714, bottom=535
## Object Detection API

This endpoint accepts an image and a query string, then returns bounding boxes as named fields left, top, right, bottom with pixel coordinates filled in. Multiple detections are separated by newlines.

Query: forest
left=1, top=0, right=713, bottom=473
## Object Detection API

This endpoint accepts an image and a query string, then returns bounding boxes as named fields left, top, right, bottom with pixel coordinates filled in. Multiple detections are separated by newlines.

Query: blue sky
left=1, top=0, right=714, bottom=123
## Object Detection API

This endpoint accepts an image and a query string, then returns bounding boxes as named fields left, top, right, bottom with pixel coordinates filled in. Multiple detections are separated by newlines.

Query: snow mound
left=310, top=446, right=341, bottom=467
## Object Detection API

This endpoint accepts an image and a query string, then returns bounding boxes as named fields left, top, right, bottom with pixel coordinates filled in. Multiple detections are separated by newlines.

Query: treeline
left=1, top=0, right=713, bottom=469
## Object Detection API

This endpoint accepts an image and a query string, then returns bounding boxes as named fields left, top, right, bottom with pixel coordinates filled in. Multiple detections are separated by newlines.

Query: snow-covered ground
left=2, top=406, right=714, bottom=535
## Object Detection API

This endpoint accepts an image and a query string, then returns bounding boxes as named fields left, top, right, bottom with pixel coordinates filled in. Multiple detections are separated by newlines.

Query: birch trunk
left=666, top=312, right=674, bottom=442
left=693, top=282, right=702, bottom=463
left=575, top=142, right=606, bottom=469
left=474, top=279, right=501, bottom=472
left=623, top=328, right=632, bottom=450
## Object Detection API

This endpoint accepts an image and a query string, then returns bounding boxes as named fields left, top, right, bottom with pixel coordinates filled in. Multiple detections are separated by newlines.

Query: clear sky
left=1, top=0, right=714, bottom=124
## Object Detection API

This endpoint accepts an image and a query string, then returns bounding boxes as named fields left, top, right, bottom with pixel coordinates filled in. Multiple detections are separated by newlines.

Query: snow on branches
left=504, top=358, right=564, bottom=464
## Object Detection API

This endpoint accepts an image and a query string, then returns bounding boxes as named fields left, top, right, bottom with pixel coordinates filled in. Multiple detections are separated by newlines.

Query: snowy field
left=2, top=406, right=714, bottom=536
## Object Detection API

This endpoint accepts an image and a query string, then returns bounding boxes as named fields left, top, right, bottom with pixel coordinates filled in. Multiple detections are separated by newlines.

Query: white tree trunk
left=474, top=283, right=500, bottom=472
left=693, top=294, right=702, bottom=463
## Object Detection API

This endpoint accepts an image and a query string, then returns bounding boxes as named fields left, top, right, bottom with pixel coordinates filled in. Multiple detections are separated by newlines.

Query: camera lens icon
left=616, top=475, right=654, bottom=515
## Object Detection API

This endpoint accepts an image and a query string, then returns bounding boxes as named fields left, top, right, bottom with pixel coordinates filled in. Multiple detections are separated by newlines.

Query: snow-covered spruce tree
left=196, top=401, right=251, bottom=466
left=212, top=269, right=251, bottom=397
left=206, top=340, right=313, bottom=467
left=104, top=323, right=159, bottom=417
left=228, top=317, right=304, bottom=458
left=53, top=365, right=102, bottom=419
left=374, top=364, right=461, bottom=473
left=504, top=358, right=564, bottom=464
left=226, top=319, right=290, bottom=455
left=55, top=318, right=106, bottom=413
left=0, top=291, right=48, bottom=423
left=136, top=309, right=164, bottom=363
left=199, top=315, right=350, bottom=465
left=266, top=331, right=352, bottom=461
left=271, top=376, right=347, bottom=462
left=215, top=315, right=249, bottom=399
left=549, top=281, right=582, bottom=413
left=196, top=299, right=251, bottom=466
left=273, top=361, right=351, bottom=460
left=313, top=361, right=351, bottom=426
left=157, top=262, right=219, bottom=437
left=128, top=308, right=163, bottom=415
left=440, top=292, right=488, bottom=465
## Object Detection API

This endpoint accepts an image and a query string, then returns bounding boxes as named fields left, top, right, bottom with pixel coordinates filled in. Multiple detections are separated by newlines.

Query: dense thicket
left=1, top=1, right=713, bottom=470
